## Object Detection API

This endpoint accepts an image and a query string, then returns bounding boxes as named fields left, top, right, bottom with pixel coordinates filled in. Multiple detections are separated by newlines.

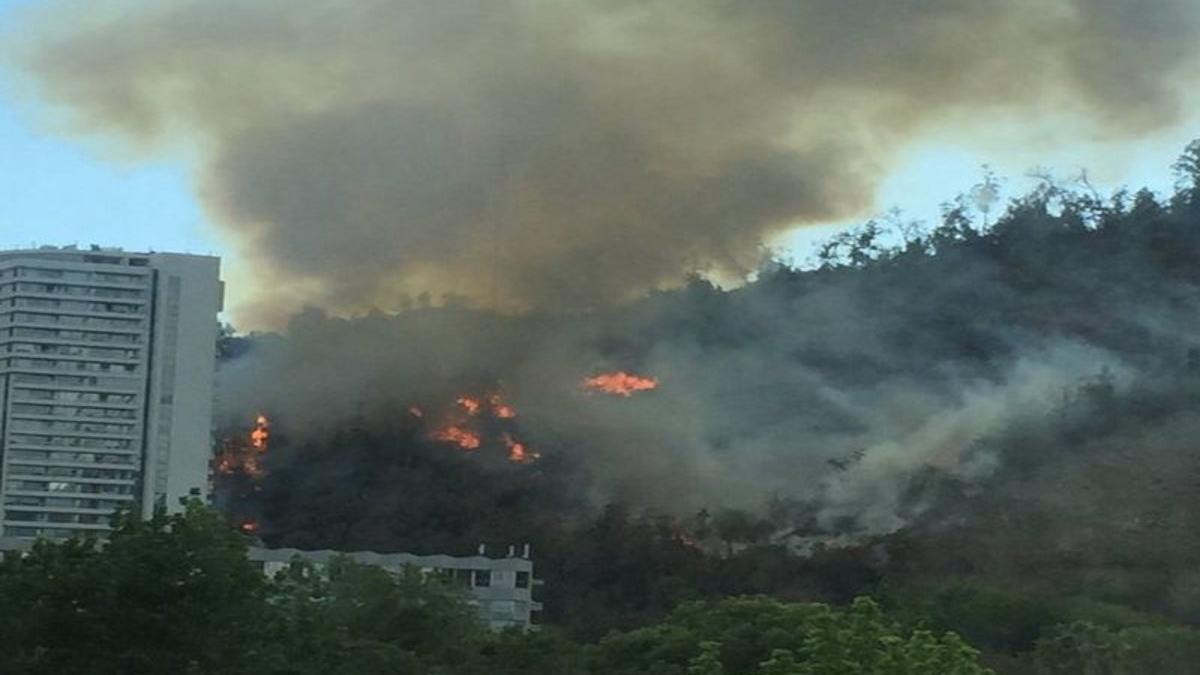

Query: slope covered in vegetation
left=209, top=142, right=1200, bottom=670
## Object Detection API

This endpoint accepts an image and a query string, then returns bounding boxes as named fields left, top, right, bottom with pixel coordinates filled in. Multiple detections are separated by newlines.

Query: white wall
left=143, top=253, right=222, bottom=515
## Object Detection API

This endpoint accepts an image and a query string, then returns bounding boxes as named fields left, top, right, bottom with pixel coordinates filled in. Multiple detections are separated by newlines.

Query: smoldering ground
left=8, top=0, right=1200, bottom=322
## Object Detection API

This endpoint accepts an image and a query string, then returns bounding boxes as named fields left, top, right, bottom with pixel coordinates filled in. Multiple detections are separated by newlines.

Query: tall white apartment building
left=0, top=246, right=222, bottom=539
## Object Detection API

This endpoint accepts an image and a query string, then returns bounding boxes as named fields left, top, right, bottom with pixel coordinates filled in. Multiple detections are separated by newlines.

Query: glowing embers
left=490, top=394, right=516, bottom=419
left=429, top=424, right=482, bottom=450
left=214, top=413, right=271, bottom=478
left=503, top=433, right=539, bottom=464
left=582, top=371, right=658, bottom=397
left=456, top=396, right=482, bottom=415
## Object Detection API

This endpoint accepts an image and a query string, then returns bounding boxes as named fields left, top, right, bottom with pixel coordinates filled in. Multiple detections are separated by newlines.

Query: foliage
left=0, top=503, right=269, bottom=675
left=0, top=505, right=993, bottom=674
left=589, top=596, right=991, bottom=675
left=203, top=139, right=1200, bottom=672
left=883, top=581, right=1057, bottom=652
left=262, top=556, right=485, bottom=673
left=1030, top=621, right=1200, bottom=675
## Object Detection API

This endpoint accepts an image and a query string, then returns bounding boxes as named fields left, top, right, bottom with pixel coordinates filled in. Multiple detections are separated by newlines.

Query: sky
left=777, top=131, right=1200, bottom=267
left=2, top=0, right=1199, bottom=326
left=0, top=0, right=221, bottom=256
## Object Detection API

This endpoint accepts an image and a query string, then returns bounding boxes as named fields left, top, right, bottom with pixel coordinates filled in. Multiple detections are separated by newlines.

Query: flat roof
left=248, top=546, right=535, bottom=571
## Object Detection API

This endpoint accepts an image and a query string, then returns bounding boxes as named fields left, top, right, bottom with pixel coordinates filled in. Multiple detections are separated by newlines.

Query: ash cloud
left=10, top=0, right=1200, bottom=320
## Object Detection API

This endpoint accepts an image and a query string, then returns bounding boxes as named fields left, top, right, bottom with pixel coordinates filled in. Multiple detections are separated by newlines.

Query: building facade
left=248, top=546, right=543, bottom=630
left=0, top=246, right=222, bottom=539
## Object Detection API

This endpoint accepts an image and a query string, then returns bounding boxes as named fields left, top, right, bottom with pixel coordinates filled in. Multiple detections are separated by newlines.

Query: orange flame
left=215, top=453, right=237, bottom=475
left=456, top=396, right=482, bottom=415
left=250, top=414, right=270, bottom=450
left=213, top=413, right=271, bottom=478
left=242, top=455, right=265, bottom=479
left=430, top=425, right=481, bottom=450
left=503, top=433, right=539, bottom=464
left=422, top=389, right=538, bottom=459
left=582, top=371, right=659, bottom=397
left=239, top=520, right=259, bottom=534
left=490, top=393, right=516, bottom=419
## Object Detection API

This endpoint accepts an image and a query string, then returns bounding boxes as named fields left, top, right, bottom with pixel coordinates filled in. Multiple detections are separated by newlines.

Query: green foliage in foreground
left=590, top=596, right=991, bottom=675
left=7, top=503, right=1198, bottom=674
left=879, top=580, right=1200, bottom=674
left=0, top=504, right=269, bottom=674
left=0, top=504, right=994, bottom=674
left=1027, top=621, right=1200, bottom=675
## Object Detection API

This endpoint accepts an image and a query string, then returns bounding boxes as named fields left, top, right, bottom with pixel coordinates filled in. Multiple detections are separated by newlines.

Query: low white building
left=247, top=545, right=543, bottom=631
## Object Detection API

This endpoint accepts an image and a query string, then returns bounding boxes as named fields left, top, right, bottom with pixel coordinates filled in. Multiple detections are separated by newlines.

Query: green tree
left=884, top=580, right=1056, bottom=652
left=1031, top=621, right=1200, bottom=675
left=688, top=641, right=725, bottom=675
left=0, top=502, right=270, bottom=675
left=1171, top=138, right=1200, bottom=207
left=476, top=628, right=586, bottom=675
left=798, top=598, right=988, bottom=674
left=758, top=648, right=801, bottom=675
left=590, top=596, right=991, bottom=675
left=262, top=555, right=487, bottom=674
left=1032, top=621, right=1125, bottom=675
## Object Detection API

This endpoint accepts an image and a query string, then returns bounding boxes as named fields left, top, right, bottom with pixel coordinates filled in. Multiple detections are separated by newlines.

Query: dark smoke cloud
left=10, top=0, right=1200, bottom=322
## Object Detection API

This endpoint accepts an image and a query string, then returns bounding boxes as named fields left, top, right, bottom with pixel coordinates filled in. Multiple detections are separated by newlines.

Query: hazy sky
left=3, top=0, right=1199, bottom=326
left=0, top=0, right=223, bottom=255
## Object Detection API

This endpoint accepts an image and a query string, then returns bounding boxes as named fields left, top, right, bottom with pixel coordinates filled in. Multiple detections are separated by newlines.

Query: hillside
left=215, top=143, right=1200, bottom=659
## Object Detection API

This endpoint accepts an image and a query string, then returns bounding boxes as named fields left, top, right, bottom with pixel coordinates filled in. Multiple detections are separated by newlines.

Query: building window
left=473, top=570, right=491, bottom=587
left=515, top=571, right=530, bottom=589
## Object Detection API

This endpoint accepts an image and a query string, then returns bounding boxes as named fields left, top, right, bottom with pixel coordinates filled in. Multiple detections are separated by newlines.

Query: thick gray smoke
left=215, top=291, right=1129, bottom=533
left=9, top=0, right=1200, bottom=537
left=10, top=0, right=1200, bottom=322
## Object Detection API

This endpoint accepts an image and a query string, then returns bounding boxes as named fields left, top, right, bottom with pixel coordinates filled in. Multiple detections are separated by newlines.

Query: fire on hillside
left=428, top=389, right=537, bottom=463
left=582, top=371, right=659, bottom=397
left=214, top=413, right=271, bottom=478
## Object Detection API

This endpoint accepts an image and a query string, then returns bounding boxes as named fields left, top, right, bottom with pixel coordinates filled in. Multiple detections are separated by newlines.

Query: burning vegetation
left=456, top=396, right=482, bottom=415
left=429, top=424, right=482, bottom=451
left=208, top=148, right=1200, bottom=655
left=491, top=394, right=516, bottom=419
left=214, top=413, right=271, bottom=478
left=250, top=414, right=269, bottom=449
left=425, top=389, right=538, bottom=464
left=213, top=415, right=273, bottom=538
left=503, top=433, right=539, bottom=464
left=582, top=371, right=659, bottom=397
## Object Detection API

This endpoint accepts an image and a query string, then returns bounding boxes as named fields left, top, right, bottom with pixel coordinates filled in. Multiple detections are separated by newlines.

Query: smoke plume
left=213, top=281, right=1135, bottom=533
left=10, top=0, right=1200, bottom=321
